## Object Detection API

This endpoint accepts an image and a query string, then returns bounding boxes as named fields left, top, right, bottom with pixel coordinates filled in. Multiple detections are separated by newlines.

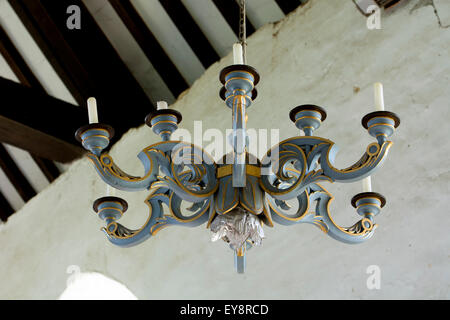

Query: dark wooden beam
left=0, top=115, right=83, bottom=164
left=31, top=156, right=60, bottom=183
left=0, top=191, right=14, bottom=222
left=0, top=25, right=44, bottom=90
left=158, top=0, right=220, bottom=68
left=0, top=144, right=36, bottom=202
left=0, top=77, right=85, bottom=162
left=1, top=23, right=60, bottom=206
left=0, top=77, right=86, bottom=147
left=7, top=0, right=89, bottom=106
left=108, top=0, right=188, bottom=98
left=9, top=0, right=155, bottom=141
left=212, top=0, right=255, bottom=38
left=274, top=0, right=302, bottom=15
left=0, top=24, right=61, bottom=180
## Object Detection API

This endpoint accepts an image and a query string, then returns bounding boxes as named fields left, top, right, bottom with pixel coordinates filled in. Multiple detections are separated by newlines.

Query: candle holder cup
left=145, top=109, right=182, bottom=141
left=75, top=124, right=114, bottom=156
left=289, top=105, right=327, bottom=136
left=362, top=111, right=400, bottom=145
left=219, top=64, right=259, bottom=109
left=351, top=192, right=386, bottom=232
left=93, top=196, right=128, bottom=232
left=93, top=196, right=128, bottom=220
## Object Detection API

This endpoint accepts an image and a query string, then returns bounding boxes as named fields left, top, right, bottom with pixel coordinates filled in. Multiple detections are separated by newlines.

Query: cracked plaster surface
left=411, top=0, right=450, bottom=28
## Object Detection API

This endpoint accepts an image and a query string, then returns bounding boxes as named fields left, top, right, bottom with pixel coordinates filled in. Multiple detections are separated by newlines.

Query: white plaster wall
left=0, top=0, right=449, bottom=299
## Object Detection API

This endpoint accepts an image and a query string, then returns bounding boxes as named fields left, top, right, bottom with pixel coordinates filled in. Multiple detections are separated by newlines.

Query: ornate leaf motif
left=260, top=138, right=332, bottom=201
left=104, top=223, right=136, bottom=238
left=97, top=141, right=218, bottom=247
left=308, top=183, right=376, bottom=243
left=260, top=137, right=391, bottom=201
left=264, top=183, right=376, bottom=243
left=93, top=136, right=388, bottom=247
left=260, top=136, right=389, bottom=244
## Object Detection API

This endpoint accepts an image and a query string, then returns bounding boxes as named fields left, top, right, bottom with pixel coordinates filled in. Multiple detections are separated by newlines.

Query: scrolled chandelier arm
left=75, top=1, right=400, bottom=273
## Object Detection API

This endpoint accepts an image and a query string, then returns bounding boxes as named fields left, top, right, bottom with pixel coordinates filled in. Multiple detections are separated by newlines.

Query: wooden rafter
left=7, top=0, right=90, bottom=106
left=108, top=0, right=189, bottom=98
left=0, top=25, right=44, bottom=90
left=274, top=0, right=302, bottom=15
left=0, top=76, right=84, bottom=145
left=9, top=0, right=155, bottom=142
left=0, top=77, right=85, bottom=162
left=0, top=114, right=83, bottom=164
left=0, top=191, right=14, bottom=222
left=0, top=144, right=36, bottom=202
left=0, top=24, right=60, bottom=181
left=31, top=156, right=60, bottom=183
left=158, top=0, right=220, bottom=68
left=212, top=0, right=255, bottom=38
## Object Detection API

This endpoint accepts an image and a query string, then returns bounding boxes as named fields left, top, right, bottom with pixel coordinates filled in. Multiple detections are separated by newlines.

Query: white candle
left=157, top=101, right=168, bottom=110
left=374, top=83, right=385, bottom=111
left=87, top=97, right=98, bottom=124
left=106, top=184, right=116, bottom=197
left=362, top=176, right=372, bottom=192
left=233, top=43, right=244, bottom=64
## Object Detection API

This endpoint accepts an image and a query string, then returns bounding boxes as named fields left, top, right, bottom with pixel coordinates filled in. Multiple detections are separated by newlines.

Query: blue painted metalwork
left=75, top=124, right=114, bottom=156
left=220, top=65, right=258, bottom=187
left=76, top=64, right=400, bottom=273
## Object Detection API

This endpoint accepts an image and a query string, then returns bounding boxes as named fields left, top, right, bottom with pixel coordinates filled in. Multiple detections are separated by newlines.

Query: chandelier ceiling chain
left=74, top=5, right=400, bottom=273
left=238, top=0, right=247, bottom=64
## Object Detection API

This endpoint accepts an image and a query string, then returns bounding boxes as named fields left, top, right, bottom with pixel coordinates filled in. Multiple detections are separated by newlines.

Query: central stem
left=232, top=95, right=247, bottom=187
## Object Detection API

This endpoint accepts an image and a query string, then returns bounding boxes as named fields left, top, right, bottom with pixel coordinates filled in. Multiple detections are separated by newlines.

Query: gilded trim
left=217, top=164, right=261, bottom=178
left=225, top=77, right=254, bottom=90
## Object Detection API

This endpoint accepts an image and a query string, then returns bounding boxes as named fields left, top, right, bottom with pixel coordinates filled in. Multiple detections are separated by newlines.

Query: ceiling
left=0, top=0, right=307, bottom=221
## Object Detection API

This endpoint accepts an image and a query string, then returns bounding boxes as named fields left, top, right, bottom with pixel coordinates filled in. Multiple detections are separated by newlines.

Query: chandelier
left=75, top=1, right=400, bottom=273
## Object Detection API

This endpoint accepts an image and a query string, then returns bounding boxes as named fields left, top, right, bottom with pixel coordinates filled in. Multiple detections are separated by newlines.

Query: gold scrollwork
left=318, top=184, right=377, bottom=237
